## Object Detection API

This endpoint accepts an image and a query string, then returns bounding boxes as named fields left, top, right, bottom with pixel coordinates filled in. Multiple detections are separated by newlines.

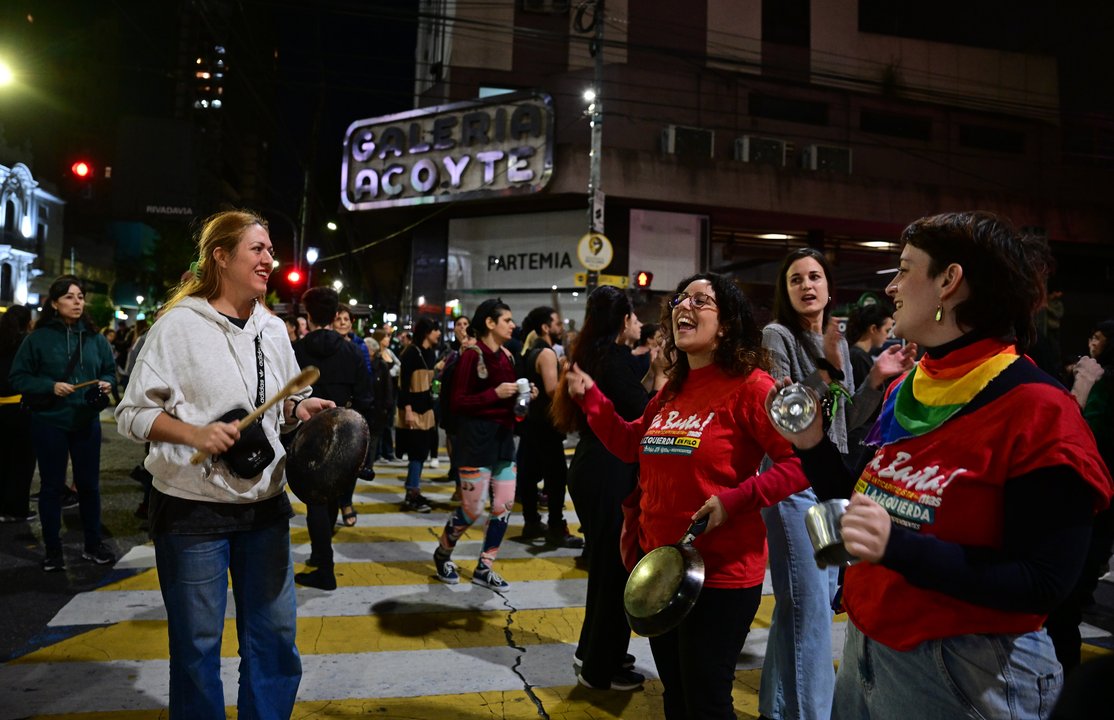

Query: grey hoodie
left=115, top=297, right=308, bottom=503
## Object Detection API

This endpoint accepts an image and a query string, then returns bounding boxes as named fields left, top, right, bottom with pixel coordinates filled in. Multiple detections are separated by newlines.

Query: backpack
left=439, top=344, right=517, bottom=433
left=437, top=345, right=480, bottom=434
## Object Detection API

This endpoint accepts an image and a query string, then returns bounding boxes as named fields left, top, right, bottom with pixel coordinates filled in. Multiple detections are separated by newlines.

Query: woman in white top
left=116, top=210, right=332, bottom=720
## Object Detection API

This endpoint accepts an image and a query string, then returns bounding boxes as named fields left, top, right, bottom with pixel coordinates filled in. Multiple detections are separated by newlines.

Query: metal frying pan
left=285, top=407, right=369, bottom=505
left=623, top=516, right=709, bottom=637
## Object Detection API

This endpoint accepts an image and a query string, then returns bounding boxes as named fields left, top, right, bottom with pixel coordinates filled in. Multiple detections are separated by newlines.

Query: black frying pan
left=623, top=516, right=709, bottom=637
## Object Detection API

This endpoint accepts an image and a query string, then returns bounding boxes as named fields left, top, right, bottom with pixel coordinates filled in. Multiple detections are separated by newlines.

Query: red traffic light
left=635, top=270, right=653, bottom=288
left=286, top=269, right=303, bottom=284
left=71, top=161, right=93, bottom=178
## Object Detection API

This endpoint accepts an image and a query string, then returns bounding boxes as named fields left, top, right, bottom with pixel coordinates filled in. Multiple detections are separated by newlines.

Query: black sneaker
left=61, top=489, right=80, bottom=510
left=401, top=493, right=432, bottom=513
left=433, top=550, right=460, bottom=584
left=42, top=549, right=65, bottom=572
left=573, top=652, right=636, bottom=672
left=81, top=543, right=116, bottom=565
left=294, top=568, right=337, bottom=591
left=520, top=520, right=548, bottom=540
left=577, top=668, right=645, bottom=691
left=547, top=521, right=585, bottom=549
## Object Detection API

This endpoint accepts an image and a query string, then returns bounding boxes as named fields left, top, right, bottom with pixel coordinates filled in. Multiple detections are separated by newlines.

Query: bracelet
left=814, top=357, right=845, bottom=382
left=289, top=397, right=305, bottom=420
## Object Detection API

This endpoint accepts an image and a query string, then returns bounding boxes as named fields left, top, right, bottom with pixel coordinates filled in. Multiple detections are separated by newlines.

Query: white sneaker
left=426, top=458, right=441, bottom=469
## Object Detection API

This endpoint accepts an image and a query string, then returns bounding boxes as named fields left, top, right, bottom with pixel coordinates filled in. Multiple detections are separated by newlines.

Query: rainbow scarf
left=866, top=337, right=1020, bottom=447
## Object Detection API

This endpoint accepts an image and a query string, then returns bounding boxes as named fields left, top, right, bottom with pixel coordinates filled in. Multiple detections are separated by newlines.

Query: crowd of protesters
left=2, top=206, right=1112, bottom=719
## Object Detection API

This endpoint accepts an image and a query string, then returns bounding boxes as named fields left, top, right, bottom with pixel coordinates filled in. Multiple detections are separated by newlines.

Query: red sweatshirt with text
left=578, top=364, right=809, bottom=588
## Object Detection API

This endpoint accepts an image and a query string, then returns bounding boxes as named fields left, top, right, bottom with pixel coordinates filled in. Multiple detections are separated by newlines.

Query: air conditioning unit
left=802, top=144, right=853, bottom=173
left=661, top=125, right=715, bottom=159
left=521, top=0, right=571, bottom=13
left=734, top=136, right=788, bottom=166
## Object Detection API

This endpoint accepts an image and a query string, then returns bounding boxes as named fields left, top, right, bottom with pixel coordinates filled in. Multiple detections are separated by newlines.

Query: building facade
left=0, top=162, right=64, bottom=307
left=340, top=0, right=1113, bottom=346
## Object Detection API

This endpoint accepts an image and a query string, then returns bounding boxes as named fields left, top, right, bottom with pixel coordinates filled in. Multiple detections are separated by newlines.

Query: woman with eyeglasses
left=758, top=248, right=915, bottom=720
left=563, top=273, right=810, bottom=719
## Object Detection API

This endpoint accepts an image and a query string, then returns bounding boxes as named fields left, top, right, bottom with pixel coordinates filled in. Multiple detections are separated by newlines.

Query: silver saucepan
left=623, top=516, right=709, bottom=637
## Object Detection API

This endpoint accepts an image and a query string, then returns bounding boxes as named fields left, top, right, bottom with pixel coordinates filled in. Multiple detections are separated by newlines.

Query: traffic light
left=635, top=270, right=653, bottom=288
left=286, top=269, right=303, bottom=285
left=69, top=159, right=95, bottom=199
left=70, top=160, right=93, bottom=178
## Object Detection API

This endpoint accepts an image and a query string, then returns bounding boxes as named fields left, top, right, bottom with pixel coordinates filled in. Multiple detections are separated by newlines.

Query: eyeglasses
left=669, top=291, right=717, bottom=310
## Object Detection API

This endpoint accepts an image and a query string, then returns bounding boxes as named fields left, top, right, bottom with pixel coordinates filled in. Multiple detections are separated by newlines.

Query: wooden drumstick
left=71, top=379, right=103, bottom=390
left=189, top=366, right=320, bottom=465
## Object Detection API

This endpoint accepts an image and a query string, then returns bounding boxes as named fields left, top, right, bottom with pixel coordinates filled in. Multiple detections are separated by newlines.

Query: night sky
left=0, top=1, right=417, bottom=282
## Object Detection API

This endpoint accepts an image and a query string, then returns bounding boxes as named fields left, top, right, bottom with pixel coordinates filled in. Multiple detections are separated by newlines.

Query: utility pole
left=584, top=0, right=605, bottom=293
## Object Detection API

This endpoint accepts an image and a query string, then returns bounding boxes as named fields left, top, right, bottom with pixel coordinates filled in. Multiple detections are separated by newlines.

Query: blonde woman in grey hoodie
left=116, top=210, right=333, bottom=720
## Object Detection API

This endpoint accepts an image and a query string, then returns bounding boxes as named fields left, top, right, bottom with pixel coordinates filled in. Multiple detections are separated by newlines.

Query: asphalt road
left=0, top=411, right=150, bottom=661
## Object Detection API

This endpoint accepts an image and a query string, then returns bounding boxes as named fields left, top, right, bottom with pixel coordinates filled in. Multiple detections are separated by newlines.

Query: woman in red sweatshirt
left=566, top=272, right=809, bottom=719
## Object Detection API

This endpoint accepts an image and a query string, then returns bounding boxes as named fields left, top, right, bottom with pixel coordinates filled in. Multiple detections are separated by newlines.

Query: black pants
left=305, top=498, right=339, bottom=569
left=0, top=405, right=35, bottom=516
left=567, top=439, right=637, bottom=685
left=649, top=584, right=763, bottom=720
left=516, top=423, right=569, bottom=527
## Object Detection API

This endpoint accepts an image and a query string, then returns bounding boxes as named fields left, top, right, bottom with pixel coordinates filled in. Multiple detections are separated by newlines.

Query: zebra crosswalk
left=0, top=461, right=1108, bottom=719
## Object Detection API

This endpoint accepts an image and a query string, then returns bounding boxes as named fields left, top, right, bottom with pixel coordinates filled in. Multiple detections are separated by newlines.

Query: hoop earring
left=934, top=305, right=944, bottom=323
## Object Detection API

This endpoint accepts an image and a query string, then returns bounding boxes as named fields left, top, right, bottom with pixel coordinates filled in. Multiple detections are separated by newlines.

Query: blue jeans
left=760, top=487, right=839, bottom=720
left=405, top=458, right=423, bottom=492
left=31, top=417, right=103, bottom=552
left=835, top=623, right=1063, bottom=720
left=154, top=522, right=301, bottom=720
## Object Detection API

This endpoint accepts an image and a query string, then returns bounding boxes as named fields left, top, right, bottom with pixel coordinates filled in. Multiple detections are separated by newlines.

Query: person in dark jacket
left=332, top=305, right=375, bottom=521
left=552, top=285, right=649, bottom=691
left=292, top=287, right=373, bottom=590
left=9, top=275, right=117, bottom=571
left=0, top=305, right=36, bottom=522
left=516, top=305, right=583, bottom=548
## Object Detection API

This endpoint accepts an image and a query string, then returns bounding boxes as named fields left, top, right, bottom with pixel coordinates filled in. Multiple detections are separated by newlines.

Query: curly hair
left=658, top=272, right=769, bottom=401
left=900, top=212, right=1052, bottom=353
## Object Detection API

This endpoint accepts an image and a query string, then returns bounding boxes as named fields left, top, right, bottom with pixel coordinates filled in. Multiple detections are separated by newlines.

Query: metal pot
left=623, top=516, right=708, bottom=637
left=286, top=407, right=370, bottom=505
left=804, top=498, right=859, bottom=568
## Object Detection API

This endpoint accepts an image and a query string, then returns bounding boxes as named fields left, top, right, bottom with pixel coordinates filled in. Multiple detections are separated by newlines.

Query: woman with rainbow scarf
left=767, top=211, right=1113, bottom=720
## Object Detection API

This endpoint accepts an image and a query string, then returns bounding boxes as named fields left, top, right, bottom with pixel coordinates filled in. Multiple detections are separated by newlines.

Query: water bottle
left=430, top=378, right=441, bottom=400
left=769, top=383, right=819, bottom=433
left=513, top=378, right=531, bottom=418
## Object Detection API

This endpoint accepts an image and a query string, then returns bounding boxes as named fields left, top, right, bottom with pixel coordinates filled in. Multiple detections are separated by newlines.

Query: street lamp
left=332, top=279, right=343, bottom=292
left=305, top=246, right=319, bottom=287
left=0, top=60, right=14, bottom=86
left=326, top=221, right=337, bottom=231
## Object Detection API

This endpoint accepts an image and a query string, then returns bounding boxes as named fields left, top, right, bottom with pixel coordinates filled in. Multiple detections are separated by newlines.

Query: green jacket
left=9, top=319, right=117, bottom=430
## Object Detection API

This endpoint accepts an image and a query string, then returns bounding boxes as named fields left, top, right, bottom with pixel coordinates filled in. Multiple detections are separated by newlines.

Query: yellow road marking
left=97, top=556, right=587, bottom=591
left=18, top=607, right=589, bottom=662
